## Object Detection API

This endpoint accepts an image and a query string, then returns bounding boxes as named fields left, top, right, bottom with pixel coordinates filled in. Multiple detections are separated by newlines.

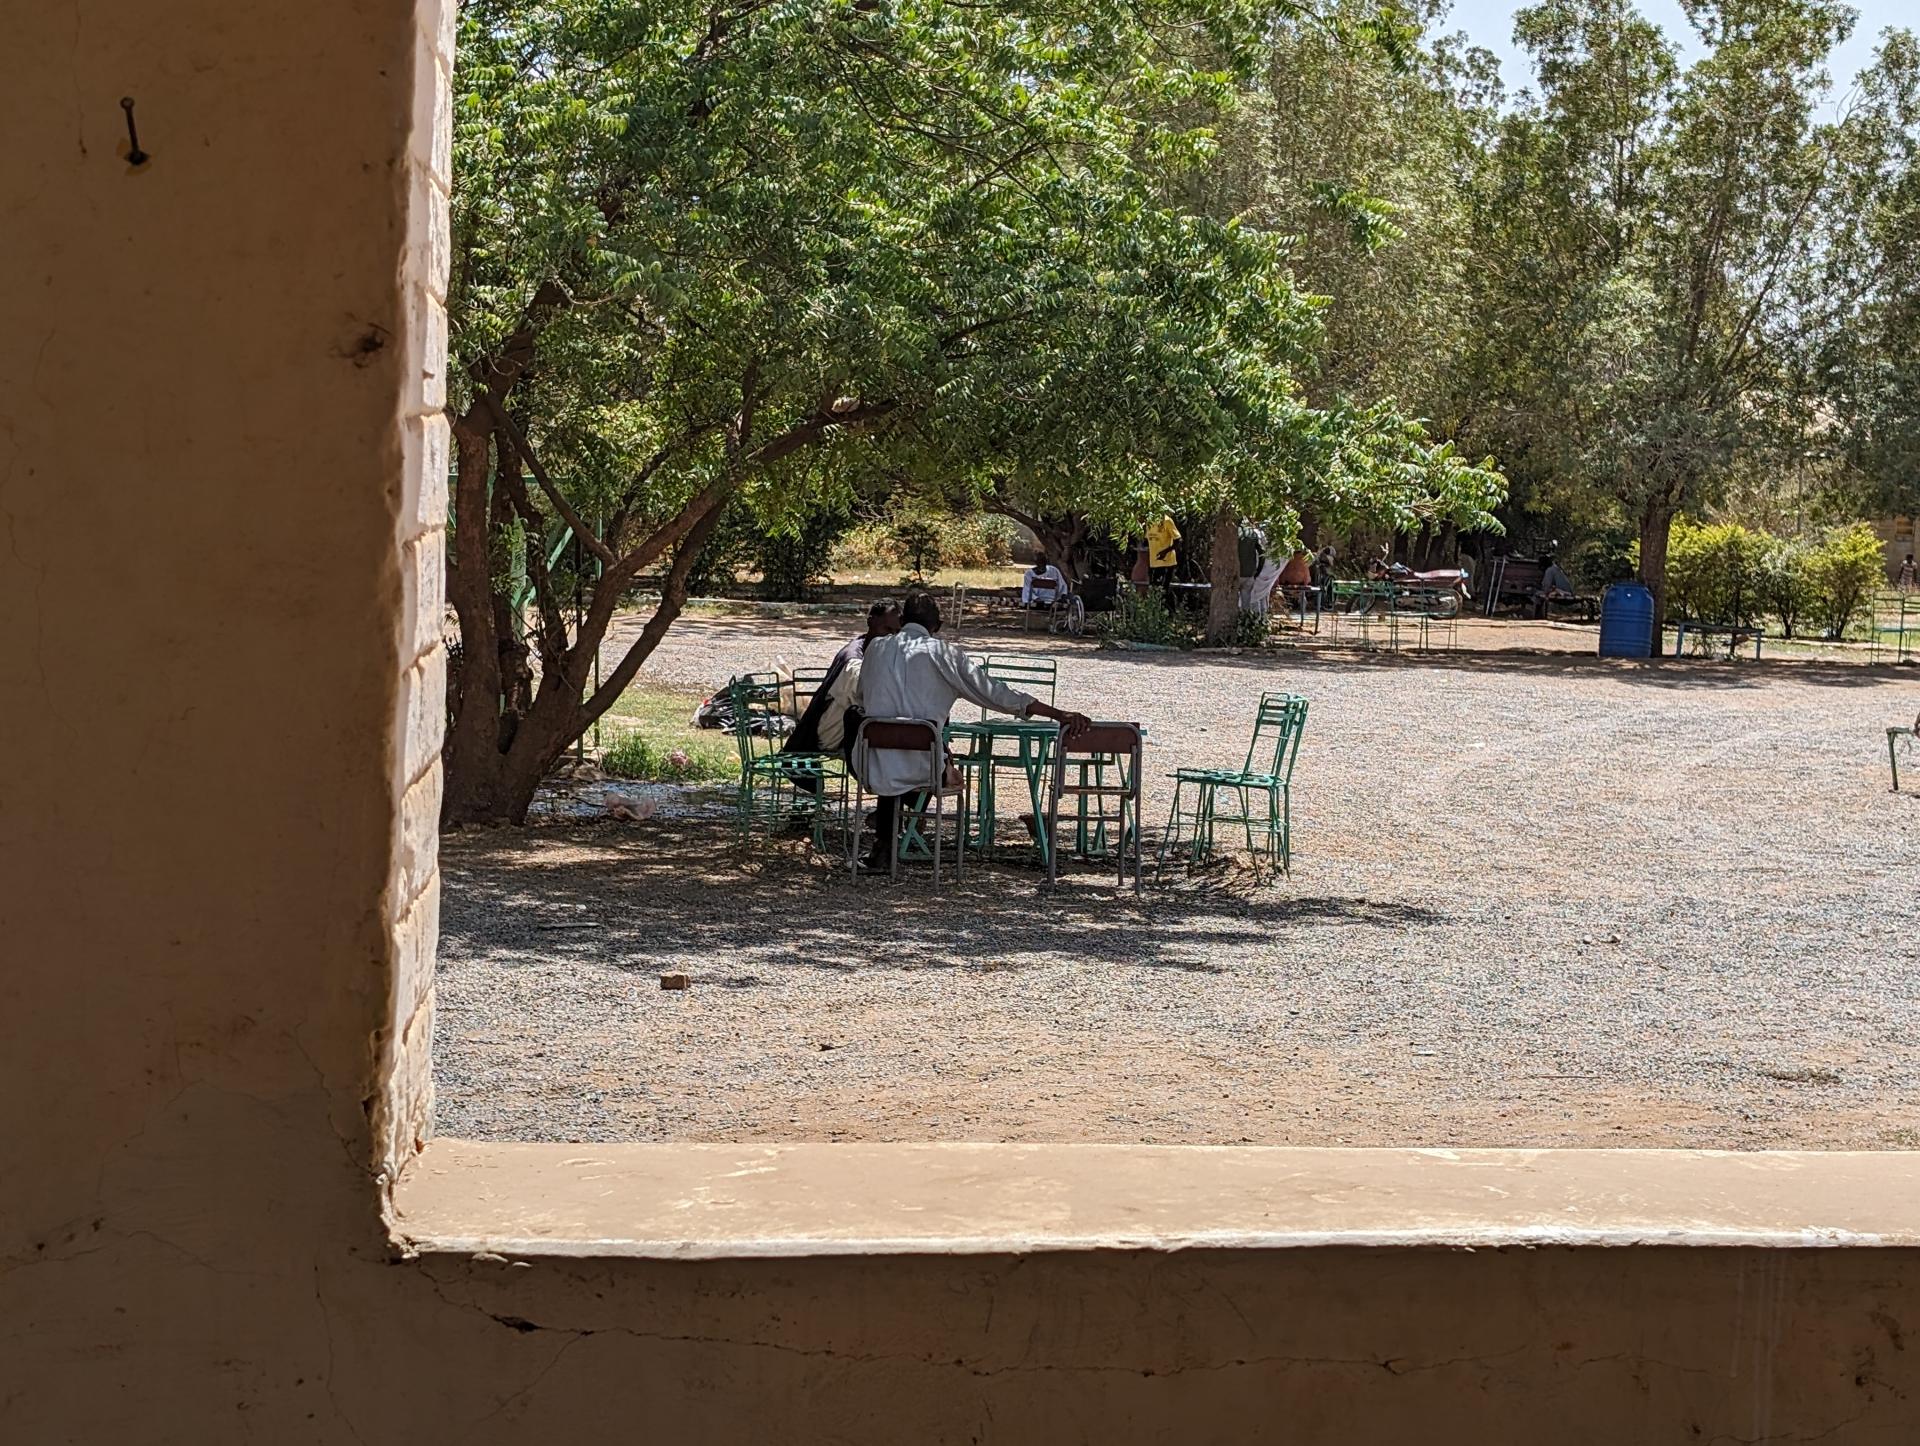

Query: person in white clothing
left=1236, top=520, right=1282, bottom=613
left=855, top=592, right=1089, bottom=869
left=1021, top=559, right=1067, bottom=608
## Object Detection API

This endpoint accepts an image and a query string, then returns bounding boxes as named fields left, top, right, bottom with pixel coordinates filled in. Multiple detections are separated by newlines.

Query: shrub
left=1804, top=523, right=1886, bottom=639
left=755, top=504, right=853, bottom=601
left=601, top=729, right=733, bottom=783
left=1570, top=528, right=1636, bottom=590
left=1226, top=608, right=1271, bottom=647
left=889, top=514, right=943, bottom=580
left=939, top=513, right=1017, bottom=568
left=1755, top=537, right=1818, bottom=639
left=1110, top=586, right=1193, bottom=647
left=830, top=506, right=1016, bottom=577
left=1665, top=519, right=1769, bottom=626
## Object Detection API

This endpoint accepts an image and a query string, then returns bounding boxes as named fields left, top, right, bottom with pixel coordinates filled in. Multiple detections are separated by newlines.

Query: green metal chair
left=726, top=677, right=844, bottom=850
left=788, top=666, right=832, bottom=717
left=1328, top=581, right=1389, bottom=649
left=1388, top=584, right=1459, bottom=653
left=1159, top=692, right=1308, bottom=876
left=978, top=656, right=1058, bottom=712
left=950, top=657, right=1061, bottom=857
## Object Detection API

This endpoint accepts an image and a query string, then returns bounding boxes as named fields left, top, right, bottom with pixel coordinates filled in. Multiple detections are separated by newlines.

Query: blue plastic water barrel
left=1598, top=582, right=1655, bottom=658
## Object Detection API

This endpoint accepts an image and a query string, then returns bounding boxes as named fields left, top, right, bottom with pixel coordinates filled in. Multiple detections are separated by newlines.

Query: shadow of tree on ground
left=439, top=819, right=1446, bottom=984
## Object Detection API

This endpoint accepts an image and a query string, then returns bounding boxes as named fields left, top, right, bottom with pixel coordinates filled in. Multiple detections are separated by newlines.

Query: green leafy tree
left=1802, top=31, right=1920, bottom=516
left=1447, top=0, right=1914, bottom=648
left=445, top=0, right=1512, bottom=821
left=442, top=0, right=1352, bottom=822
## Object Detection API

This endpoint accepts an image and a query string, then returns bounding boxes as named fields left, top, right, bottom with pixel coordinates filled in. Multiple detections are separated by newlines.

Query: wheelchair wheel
left=1050, top=594, right=1086, bottom=637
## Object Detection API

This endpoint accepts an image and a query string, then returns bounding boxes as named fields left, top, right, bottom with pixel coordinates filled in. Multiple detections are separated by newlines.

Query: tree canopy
left=440, top=0, right=1920, bottom=822
left=443, top=0, right=1507, bottom=821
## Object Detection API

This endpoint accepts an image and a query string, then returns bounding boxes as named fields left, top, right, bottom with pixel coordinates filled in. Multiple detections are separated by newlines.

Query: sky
left=1442, top=0, right=1910, bottom=106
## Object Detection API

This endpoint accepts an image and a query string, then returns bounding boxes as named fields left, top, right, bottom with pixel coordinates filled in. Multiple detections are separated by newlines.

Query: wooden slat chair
left=850, top=717, right=967, bottom=886
left=1159, top=692, right=1308, bottom=876
left=1045, top=722, right=1145, bottom=893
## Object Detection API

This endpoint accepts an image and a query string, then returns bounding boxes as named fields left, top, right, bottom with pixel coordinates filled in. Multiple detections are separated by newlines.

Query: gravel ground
left=436, top=614, right=1920, bottom=1148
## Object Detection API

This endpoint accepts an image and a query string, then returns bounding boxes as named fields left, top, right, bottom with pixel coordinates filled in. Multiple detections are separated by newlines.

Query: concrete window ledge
left=392, top=1141, right=1920, bottom=1259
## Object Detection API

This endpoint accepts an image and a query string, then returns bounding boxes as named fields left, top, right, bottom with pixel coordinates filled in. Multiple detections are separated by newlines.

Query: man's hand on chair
left=1029, top=702, right=1092, bottom=739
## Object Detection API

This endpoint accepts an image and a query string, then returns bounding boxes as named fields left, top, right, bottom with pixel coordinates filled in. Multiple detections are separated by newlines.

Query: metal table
left=945, top=718, right=1060, bottom=866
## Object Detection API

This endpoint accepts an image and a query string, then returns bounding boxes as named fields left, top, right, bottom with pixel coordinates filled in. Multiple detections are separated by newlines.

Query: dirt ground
left=436, top=613, right=1920, bottom=1148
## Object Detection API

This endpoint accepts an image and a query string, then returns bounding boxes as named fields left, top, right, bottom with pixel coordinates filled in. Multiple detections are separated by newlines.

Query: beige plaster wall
left=4, top=3, right=1920, bottom=1442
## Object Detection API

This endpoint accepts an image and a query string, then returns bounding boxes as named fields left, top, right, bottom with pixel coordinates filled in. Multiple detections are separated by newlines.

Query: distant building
left=1874, top=515, right=1916, bottom=583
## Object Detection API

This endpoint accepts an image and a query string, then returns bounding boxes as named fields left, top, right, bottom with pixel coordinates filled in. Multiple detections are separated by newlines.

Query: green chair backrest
left=1243, top=691, right=1308, bottom=781
left=980, top=656, right=1058, bottom=710
left=726, top=677, right=790, bottom=770
left=789, top=666, right=831, bottom=714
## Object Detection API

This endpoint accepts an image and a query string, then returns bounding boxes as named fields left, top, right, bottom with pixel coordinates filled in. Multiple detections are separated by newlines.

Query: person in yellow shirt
left=1146, top=515, right=1181, bottom=571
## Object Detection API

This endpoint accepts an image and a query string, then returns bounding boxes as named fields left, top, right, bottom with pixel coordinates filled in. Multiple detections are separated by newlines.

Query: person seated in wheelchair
left=1021, top=557, right=1068, bottom=608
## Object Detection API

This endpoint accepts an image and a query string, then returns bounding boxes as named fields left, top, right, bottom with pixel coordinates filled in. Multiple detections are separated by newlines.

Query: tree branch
left=481, top=393, right=617, bottom=568
left=568, top=475, right=738, bottom=690
left=744, top=398, right=898, bottom=468
left=580, top=502, right=729, bottom=726
left=493, top=443, right=572, bottom=671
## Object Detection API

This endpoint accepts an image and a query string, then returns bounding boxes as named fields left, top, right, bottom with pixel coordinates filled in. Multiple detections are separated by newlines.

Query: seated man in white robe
left=1021, top=559, right=1067, bottom=608
left=855, top=591, right=1089, bottom=870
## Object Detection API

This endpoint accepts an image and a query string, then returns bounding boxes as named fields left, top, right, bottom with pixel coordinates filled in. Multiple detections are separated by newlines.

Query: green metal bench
left=1159, top=692, right=1308, bottom=876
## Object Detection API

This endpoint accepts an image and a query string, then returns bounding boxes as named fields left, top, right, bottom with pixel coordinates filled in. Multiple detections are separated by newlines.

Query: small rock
left=660, top=972, right=689, bottom=991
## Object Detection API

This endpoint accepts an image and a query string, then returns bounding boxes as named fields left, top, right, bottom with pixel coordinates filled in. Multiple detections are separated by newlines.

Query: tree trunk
left=440, top=495, right=726, bottom=827
left=1638, top=501, right=1673, bottom=658
left=1205, top=504, right=1241, bottom=646
left=441, top=409, right=513, bottom=822
left=439, top=377, right=882, bottom=827
left=1033, top=516, right=1088, bottom=587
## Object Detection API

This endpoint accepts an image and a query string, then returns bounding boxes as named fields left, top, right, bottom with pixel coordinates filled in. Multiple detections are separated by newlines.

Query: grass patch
left=598, top=683, right=737, bottom=783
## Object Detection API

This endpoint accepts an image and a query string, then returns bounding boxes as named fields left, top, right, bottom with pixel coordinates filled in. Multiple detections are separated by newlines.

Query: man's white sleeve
left=937, top=642, right=1036, bottom=717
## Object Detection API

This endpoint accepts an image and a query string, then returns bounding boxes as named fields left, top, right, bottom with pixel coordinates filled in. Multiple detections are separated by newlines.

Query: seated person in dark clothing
left=785, top=599, right=902, bottom=767
left=1532, top=554, right=1577, bottom=618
